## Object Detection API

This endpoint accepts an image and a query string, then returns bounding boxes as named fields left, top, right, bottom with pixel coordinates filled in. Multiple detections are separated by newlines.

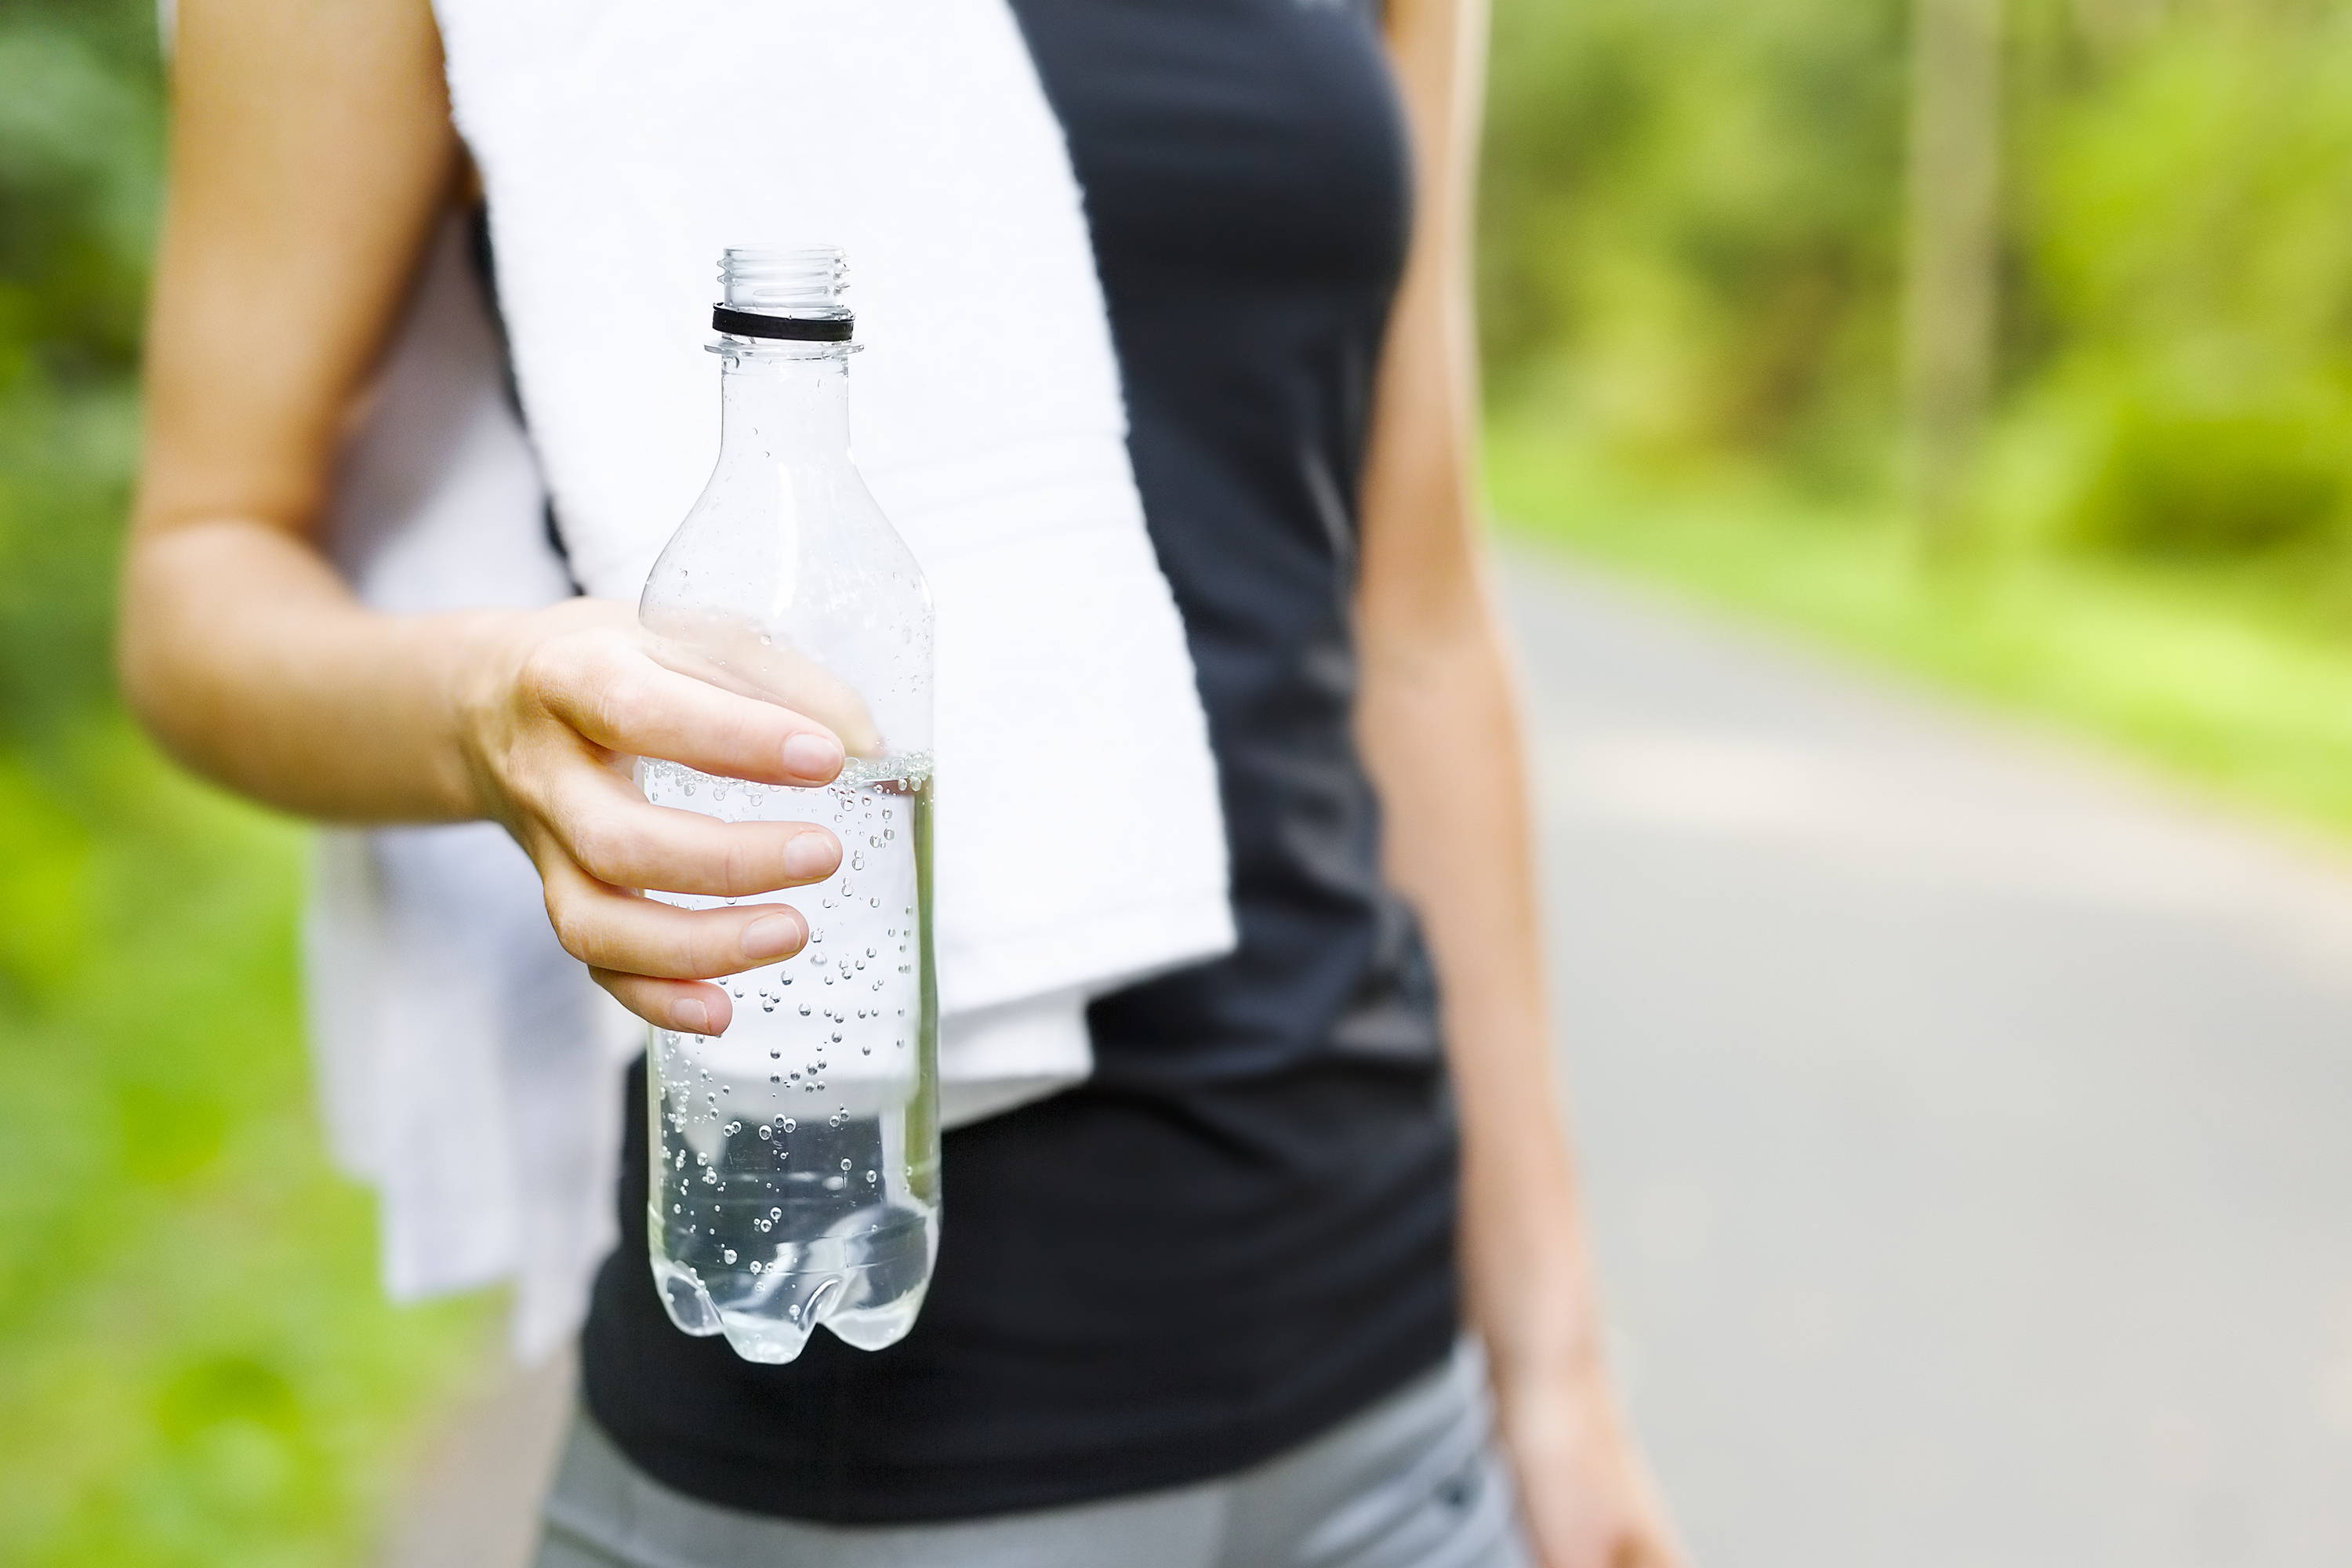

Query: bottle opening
left=716, top=246, right=853, bottom=341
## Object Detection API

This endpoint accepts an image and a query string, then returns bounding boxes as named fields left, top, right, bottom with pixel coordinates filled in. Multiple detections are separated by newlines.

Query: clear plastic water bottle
left=634, top=247, right=938, bottom=1364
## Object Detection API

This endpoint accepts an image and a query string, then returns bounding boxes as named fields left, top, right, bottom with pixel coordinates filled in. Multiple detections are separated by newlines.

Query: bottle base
left=653, top=1258, right=929, bottom=1363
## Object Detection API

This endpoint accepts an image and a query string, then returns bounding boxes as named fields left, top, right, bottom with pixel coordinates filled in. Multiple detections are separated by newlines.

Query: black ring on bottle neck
left=712, top=306, right=855, bottom=342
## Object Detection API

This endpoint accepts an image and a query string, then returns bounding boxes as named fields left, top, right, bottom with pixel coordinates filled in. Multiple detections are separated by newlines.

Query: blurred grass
left=1491, top=406, right=2352, bottom=837
left=0, top=396, right=495, bottom=1566
left=0, top=720, right=492, bottom=1567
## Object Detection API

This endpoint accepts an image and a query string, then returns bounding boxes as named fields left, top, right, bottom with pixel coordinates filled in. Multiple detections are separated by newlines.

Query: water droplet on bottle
left=840, top=1159, right=853, bottom=1171
left=865, top=1170, right=879, bottom=1185
left=722, top=1247, right=737, bottom=1264
left=757, top=1124, right=773, bottom=1139
left=782, top=1119, right=796, bottom=1133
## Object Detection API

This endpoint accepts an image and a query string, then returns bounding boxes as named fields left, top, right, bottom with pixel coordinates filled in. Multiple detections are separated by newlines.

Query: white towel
left=303, top=2, right=1236, bottom=1356
left=433, top=0, right=1235, bottom=1029
left=309, top=212, right=634, bottom=1359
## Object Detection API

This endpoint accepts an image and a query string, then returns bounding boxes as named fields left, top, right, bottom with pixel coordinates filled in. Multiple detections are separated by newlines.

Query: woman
left=122, top=0, right=1683, bottom=1563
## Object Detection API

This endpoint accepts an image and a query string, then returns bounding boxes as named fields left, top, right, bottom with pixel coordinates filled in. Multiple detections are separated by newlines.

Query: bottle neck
left=715, top=344, right=853, bottom=463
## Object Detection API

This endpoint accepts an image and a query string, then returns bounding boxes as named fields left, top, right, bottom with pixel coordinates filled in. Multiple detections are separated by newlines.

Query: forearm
left=1359, top=601, right=1603, bottom=1384
left=1369, top=0, right=1591, bottom=1387
left=118, top=515, right=509, bottom=823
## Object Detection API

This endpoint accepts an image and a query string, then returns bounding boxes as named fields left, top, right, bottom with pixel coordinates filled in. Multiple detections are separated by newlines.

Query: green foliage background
left=9, top=0, right=2352, bottom=1560
left=1483, top=0, right=2352, bottom=835
left=0, top=5, right=487, bottom=1565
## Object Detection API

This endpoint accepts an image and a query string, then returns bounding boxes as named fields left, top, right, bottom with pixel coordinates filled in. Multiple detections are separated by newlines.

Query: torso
left=579, top=0, right=1461, bottom=1520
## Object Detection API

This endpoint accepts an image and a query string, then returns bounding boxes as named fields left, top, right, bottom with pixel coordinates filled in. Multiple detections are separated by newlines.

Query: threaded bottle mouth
left=715, top=246, right=853, bottom=341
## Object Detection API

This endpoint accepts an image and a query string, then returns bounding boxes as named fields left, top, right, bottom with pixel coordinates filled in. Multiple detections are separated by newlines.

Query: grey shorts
left=535, top=1340, right=1532, bottom=1568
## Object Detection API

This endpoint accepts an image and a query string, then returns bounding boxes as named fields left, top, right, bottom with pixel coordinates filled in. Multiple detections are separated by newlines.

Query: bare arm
left=122, top=0, right=846, bottom=1036
left=125, top=0, right=478, bottom=818
left=1364, top=3, right=1682, bottom=1563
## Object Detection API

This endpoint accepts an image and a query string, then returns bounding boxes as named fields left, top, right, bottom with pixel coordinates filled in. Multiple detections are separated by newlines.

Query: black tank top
left=579, top=0, right=1460, bottom=1520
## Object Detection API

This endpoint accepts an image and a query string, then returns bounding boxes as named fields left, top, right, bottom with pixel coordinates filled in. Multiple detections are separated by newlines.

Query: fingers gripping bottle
left=636, top=247, right=938, bottom=1363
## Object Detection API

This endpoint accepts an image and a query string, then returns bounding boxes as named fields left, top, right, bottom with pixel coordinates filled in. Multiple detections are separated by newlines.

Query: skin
left=1368, top=5, right=1686, bottom=1563
left=122, top=0, right=1684, bottom=1561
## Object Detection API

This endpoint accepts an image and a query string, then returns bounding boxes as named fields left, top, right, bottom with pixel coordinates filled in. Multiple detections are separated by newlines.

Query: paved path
left=1512, top=554, right=2352, bottom=1567
left=385, top=550, right=2352, bottom=1565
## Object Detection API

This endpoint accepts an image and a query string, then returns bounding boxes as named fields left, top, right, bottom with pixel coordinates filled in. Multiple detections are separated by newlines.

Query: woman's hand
left=452, top=598, right=847, bottom=1036
left=1497, top=1350, right=1686, bottom=1568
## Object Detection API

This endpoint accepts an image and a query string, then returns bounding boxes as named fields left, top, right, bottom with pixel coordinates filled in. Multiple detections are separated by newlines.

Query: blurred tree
left=0, top=0, right=159, bottom=747
left=1480, top=0, right=1911, bottom=486
left=1482, top=0, right=2352, bottom=575
left=1900, top=0, right=2002, bottom=557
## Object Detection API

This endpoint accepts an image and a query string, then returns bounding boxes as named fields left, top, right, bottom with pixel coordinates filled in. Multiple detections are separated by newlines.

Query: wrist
left=433, top=606, right=535, bottom=823
left=1470, top=1246, right=1607, bottom=1393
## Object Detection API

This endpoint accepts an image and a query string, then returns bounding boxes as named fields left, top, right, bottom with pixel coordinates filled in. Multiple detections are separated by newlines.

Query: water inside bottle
left=637, top=751, right=938, bottom=1363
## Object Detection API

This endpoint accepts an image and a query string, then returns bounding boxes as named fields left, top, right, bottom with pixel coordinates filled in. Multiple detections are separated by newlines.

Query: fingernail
left=677, top=996, right=711, bottom=1034
left=742, top=910, right=805, bottom=960
left=783, top=731, right=844, bottom=779
left=783, top=832, right=840, bottom=881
